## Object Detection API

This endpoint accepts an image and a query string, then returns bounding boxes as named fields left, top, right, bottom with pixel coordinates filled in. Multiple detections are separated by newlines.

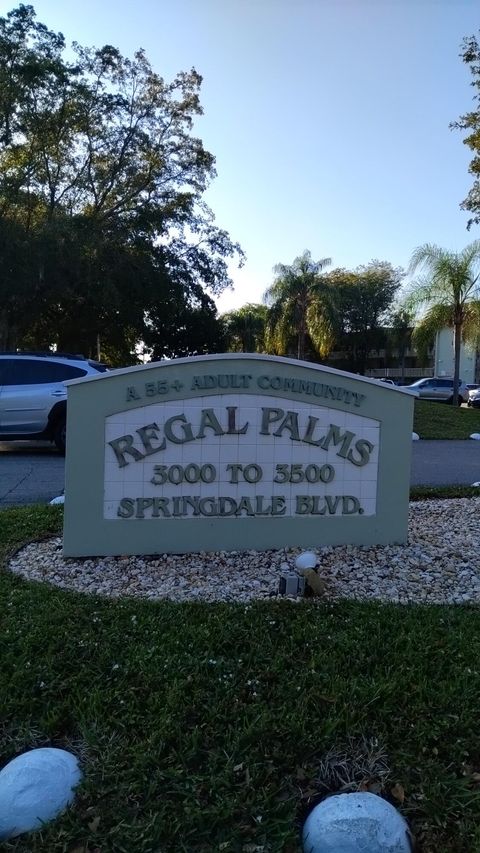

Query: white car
left=407, top=377, right=469, bottom=405
left=468, top=387, right=480, bottom=409
left=398, top=385, right=420, bottom=397
left=0, top=352, right=108, bottom=452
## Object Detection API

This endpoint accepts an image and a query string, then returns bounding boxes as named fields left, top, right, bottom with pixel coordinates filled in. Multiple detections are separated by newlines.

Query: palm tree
left=263, top=250, right=332, bottom=361
left=406, top=242, right=480, bottom=405
left=390, top=308, right=414, bottom=383
left=222, top=303, right=268, bottom=353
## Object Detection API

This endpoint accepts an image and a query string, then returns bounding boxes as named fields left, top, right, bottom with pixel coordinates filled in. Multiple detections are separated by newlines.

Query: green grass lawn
left=413, top=399, right=480, bottom=439
left=3, top=504, right=480, bottom=852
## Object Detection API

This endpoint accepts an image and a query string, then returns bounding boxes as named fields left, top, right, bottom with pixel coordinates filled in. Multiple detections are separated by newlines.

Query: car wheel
left=53, top=417, right=66, bottom=454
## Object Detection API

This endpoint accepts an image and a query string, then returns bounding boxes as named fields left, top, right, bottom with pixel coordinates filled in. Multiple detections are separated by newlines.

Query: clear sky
left=11, top=0, right=480, bottom=312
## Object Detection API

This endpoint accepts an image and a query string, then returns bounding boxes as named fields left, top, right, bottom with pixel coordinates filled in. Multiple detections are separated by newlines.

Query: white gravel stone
left=7, top=499, right=480, bottom=605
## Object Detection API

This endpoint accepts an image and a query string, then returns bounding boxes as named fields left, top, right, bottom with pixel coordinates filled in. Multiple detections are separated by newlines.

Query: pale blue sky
left=10, top=0, right=480, bottom=311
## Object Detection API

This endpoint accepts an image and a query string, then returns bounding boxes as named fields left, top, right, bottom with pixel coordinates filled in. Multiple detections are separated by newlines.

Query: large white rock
left=469, top=433, right=480, bottom=441
left=49, top=494, right=65, bottom=505
left=302, top=792, right=411, bottom=853
left=295, top=551, right=317, bottom=571
left=0, top=748, right=82, bottom=840
left=412, top=432, right=420, bottom=441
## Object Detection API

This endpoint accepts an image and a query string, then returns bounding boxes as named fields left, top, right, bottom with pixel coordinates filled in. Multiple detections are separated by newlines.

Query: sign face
left=63, top=355, right=415, bottom=556
left=104, top=396, right=379, bottom=522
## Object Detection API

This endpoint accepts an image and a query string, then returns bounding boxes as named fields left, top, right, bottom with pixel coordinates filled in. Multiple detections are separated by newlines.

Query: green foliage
left=0, top=504, right=63, bottom=550
left=389, top=308, right=414, bottom=378
left=263, top=250, right=332, bottom=361
left=413, top=399, right=480, bottom=439
left=262, top=255, right=402, bottom=370
left=405, top=242, right=480, bottom=404
left=410, top=484, right=480, bottom=500
left=262, top=254, right=402, bottom=369
left=222, top=303, right=268, bottom=353
left=0, top=5, right=243, bottom=361
left=451, top=30, right=480, bottom=228
left=411, top=303, right=453, bottom=362
left=322, top=262, right=403, bottom=373
left=146, top=294, right=227, bottom=360
left=4, top=504, right=480, bottom=849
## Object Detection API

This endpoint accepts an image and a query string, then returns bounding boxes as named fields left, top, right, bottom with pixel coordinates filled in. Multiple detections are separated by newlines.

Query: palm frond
left=263, top=274, right=295, bottom=305
left=411, top=303, right=453, bottom=360
left=463, top=300, right=480, bottom=344
left=408, top=243, right=450, bottom=276
left=265, top=298, right=297, bottom=355
left=307, top=314, right=337, bottom=357
left=306, top=287, right=339, bottom=358
left=406, top=240, right=480, bottom=323
left=460, top=239, right=480, bottom=272
left=263, top=251, right=332, bottom=357
left=403, top=275, right=451, bottom=313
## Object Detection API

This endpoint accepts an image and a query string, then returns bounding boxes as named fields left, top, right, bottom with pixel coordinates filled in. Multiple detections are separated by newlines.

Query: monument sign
left=63, top=355, right=414, bottom=556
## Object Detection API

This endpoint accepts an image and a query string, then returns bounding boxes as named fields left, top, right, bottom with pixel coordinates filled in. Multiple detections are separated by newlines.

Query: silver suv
left=0, top=353, right=108, bottom=452
left=407, top=376, right=469, bottom=405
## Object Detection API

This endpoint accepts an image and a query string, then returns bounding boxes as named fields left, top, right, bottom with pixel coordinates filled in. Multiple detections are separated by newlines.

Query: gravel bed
left=6, top=498, right=480, bottom=605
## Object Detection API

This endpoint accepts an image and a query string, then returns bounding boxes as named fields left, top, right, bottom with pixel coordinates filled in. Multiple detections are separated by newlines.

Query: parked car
left=0, top=352, right=108, bottom=452
left=468, top=387, right=480, bottom=408
left=407, top=377, right=469, bottom=405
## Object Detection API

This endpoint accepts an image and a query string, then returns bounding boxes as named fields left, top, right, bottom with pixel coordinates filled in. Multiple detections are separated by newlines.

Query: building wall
left=434, top=329, right=477, bottom=383
left=322, top=327, right=478, bottom=382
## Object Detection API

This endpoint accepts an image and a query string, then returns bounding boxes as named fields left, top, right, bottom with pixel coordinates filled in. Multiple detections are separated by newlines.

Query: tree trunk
left=297, top=326, right=305, bottom=361
left=357, top=347, right=367, bottom=376
left=0, top=313, right=18, bottom=350
left=0, top=312, right=9, bottom=350
left=297, top=293, right=307, bottom=361
left=453, top=320, right=462, bottom=406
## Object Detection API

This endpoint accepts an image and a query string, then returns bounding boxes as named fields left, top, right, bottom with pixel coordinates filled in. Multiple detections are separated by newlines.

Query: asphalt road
left=0, top=443, right=65, bottom=506
left=1, top=439, right=480, bottom=506
left=410, top=440, right=480, bottom=486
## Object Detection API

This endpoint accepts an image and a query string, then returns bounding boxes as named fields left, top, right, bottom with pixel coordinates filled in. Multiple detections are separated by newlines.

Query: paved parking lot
left=0, top=443, right=65, bottom=506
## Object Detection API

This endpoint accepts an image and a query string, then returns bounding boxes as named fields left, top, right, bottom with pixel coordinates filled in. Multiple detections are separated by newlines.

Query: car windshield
left=87, top=361, right=109, bottom=372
